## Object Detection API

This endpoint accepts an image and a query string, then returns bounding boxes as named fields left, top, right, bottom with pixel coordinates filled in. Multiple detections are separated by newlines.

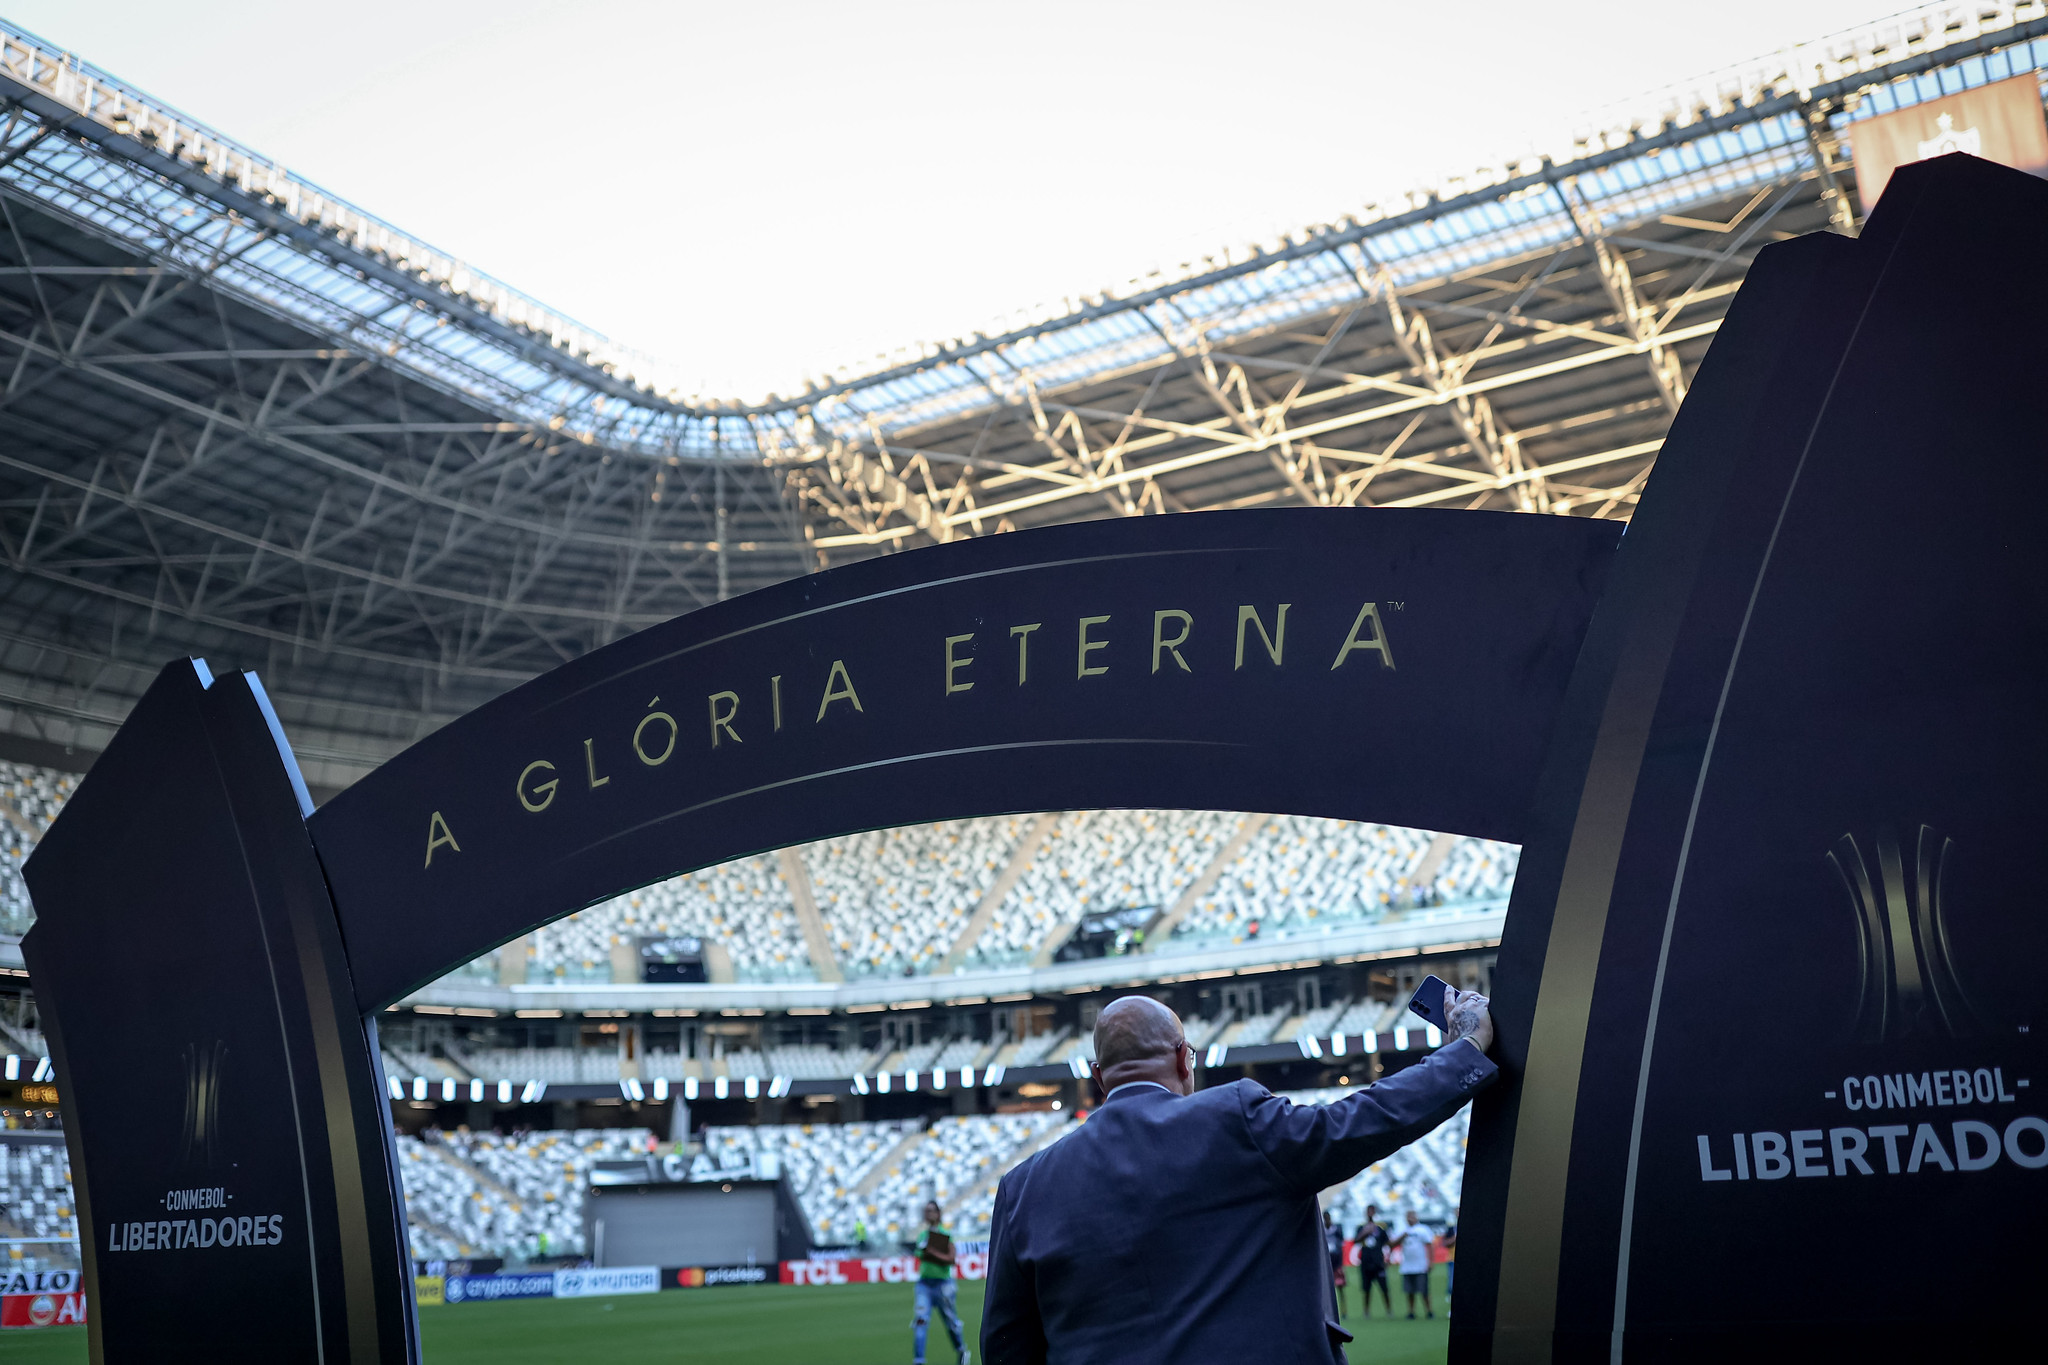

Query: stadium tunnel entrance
left=23, top=506, right=1617, bottom=1361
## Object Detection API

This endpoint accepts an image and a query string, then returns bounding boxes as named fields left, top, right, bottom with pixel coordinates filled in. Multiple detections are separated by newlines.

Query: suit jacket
left=981, top=1041, right=1495, bottom=1364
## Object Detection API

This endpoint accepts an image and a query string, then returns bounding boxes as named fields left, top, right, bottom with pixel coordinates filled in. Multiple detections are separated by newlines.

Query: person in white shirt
left=1392, top=1209, right=1436, bottom=1319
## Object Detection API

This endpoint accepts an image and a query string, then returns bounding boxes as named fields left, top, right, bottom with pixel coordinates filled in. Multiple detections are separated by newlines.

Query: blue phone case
left=1406, top=974, right=1452, bottom=1025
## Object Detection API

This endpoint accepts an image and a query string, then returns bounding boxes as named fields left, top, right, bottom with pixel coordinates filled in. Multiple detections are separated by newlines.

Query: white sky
left=13, top=0, right=1895, bottom=400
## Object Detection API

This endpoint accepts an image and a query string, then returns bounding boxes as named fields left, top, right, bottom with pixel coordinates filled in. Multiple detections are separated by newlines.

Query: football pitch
left=0, top=1269, right=1452, bottom=1362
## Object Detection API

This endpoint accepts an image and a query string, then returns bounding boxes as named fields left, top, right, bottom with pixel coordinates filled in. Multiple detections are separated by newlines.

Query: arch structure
left=15, top=156, right=2048, bottom=1362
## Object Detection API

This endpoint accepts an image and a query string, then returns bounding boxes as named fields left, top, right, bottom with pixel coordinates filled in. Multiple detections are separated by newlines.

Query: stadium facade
left=2, top=0, right=2047, bottom=1276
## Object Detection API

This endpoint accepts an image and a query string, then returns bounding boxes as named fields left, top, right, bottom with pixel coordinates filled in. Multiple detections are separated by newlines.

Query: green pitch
left=0, top=1269, right=1452, bottom=1362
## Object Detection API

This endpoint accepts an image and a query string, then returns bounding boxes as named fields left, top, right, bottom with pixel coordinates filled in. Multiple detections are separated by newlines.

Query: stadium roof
left=0, top=2, right=2041, bottom=788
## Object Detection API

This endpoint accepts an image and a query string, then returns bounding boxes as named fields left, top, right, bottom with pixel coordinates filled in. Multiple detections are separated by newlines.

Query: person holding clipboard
left=915, top=1199, right=970, bottom=1365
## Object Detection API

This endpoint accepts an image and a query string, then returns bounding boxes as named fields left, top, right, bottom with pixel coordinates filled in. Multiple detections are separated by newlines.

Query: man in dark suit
left=981, top=989, right=1495, bottom=1364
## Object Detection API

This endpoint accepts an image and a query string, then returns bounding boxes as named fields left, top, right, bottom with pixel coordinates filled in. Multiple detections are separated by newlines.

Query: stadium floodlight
left=1204, top=1042, right=1228, bottom=1069
left=3, top=1055, right=16, bottom=1081
left=412, top=1077, right=428, bottom=1101
left=1331, top=1033, right=1347, bottom=1056
left=520, top=1080, right=546, bottom=1103
left=743, top=1076, right=759, bottom=1100
left=1393, top=1027, right=1410, bottom=1052
left=930, top=1068, right=946, bottom=1092
left=441, top=1078, right=457, bottom=1102
left=1067, top=1056, right=1091, bottom=1080
left=469, top=1078, right=484, bottom=1103
left=769, top=1076, right=790, bottom=1098
left=1425, top=1025, right=1443, bottom=1048
left=877, top=1071, right=891, bottom=1094
left=983, top=1064, right=1005, bottom=1088
left=851, top=1073, right=870, bottom=1095
left=1299, top=1035, right=1324, bottom=1059
left=497, top=1080, right=513, bottom=1103
left=682, top=1076, right=699, bottom=1101
left=905, top=1069, right=919, bottom=1092
left=31, top=1057, right=51, bottom=1083
left=652, top=1077, right=669, bottom=1101
left=713, top=1076, right=729, bottom=1099
left=960, top=1067, right=976, bottom=1089
left=1363, top=1031, right=1379, bottom=1055
left=386, top=1075, right=403, bottom=1101
left=621, top=1079, right=645, bottom=1101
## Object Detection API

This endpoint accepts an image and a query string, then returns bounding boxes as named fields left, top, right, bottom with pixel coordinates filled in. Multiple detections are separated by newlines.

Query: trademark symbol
left=1387, top=601, right=1405, bottom=611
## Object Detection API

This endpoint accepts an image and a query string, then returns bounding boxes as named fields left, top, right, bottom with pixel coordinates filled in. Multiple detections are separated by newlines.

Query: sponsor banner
left=664, top=1264, right=773, bottom=1289
left=413, top=1276, right=444, bottom=1307
left=553, top=1266, right=659, bottom=1299
left=442, top=1272, right=557, bottom=1304
left=780, top=1255, right=989, bottom=1286
left=0, top=1292, right=87, bottom=1329
left=1848, top=72, right=2048, bottom=209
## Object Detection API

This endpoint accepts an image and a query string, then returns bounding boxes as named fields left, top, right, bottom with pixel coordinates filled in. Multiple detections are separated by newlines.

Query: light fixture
left=1425, top=1025, right=1443, bottom=1048
left=851, top=1073, right=870, bottom=1095
left=653, top=1077, right=670, bottom=1101
left=441, top=1078, right=457, bottom=1102
left=497, top=1080, right=513, bottom=1103
left=386, top=1076, right=404, bottom=1101
left=713, top=1076, right=728, bottom=1099
left=1393, top=1027, right=1410, bottom=1052
left=982, top=1064, right=1005, bottom=1087
left=683, top=1076, right=699, bottom=1101
left=1363, top=1031, right=1379, bottom=1055
left=743, top=1076, right=759, bottom=1100
left=469, top=1078, right=484, bottom=1103
left=3, top=1056, right=16, bottom=1081
left=1331, top=1033, right=1347, bottom=1056
left=877, top=1071, right=891, bottom=1094
left=520, top=1080, right=547, bottom=1103
left=905, top=1070, right=919, bottom=1091
left=412, top=1077, right=428, bottom=1101
left=959, top=1067, right=976, bottom=1089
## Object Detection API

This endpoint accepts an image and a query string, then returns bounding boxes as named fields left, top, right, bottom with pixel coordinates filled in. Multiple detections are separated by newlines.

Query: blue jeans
left=914, top=1277, right=964, bottom=1363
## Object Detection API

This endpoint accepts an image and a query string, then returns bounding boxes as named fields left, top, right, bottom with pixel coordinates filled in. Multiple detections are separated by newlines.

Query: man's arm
left=980, top=1170, right=1047, bottom=1365
left=1240, top=990, right=1497, bottom=1194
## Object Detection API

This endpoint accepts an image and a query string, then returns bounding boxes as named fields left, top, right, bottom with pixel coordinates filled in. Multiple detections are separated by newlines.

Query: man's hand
left=1444, top=987, right=1494, bottom=1054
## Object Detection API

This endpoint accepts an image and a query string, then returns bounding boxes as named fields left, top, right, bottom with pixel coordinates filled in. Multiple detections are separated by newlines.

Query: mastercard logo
left=676, top=1268, right=704, bottom=1288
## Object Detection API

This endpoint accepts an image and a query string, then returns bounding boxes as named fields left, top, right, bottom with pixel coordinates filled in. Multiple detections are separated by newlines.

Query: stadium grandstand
left=2, top=0, right=2046, bottom=1313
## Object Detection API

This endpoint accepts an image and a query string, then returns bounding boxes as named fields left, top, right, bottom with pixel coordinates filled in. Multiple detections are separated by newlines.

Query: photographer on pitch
left=982, top=987, right=1495, bottom=1364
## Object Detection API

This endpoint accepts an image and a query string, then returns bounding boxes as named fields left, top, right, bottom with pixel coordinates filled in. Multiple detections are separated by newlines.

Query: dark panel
left=1463, top=154, right=2048, bottom=1362
left=21, top=661, right=415, bottom=1364
left=310, top=508, right=1620, bottom=1009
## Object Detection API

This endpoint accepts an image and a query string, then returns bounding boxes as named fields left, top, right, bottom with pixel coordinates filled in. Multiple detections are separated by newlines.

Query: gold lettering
left=1010, top=623, right=1041, bottom=685
left=944, top=634, right=975, bottom=694
left=1077, top=616, right=1111, bottom=678
left=633, top=699, right=677, bottom=765
left=424, top=811, right=461, bottom=867
left=771, top=675, right=783, bottom=731
left=1235, top=604, right=1290, bottom=670
left=708, top=691, right=742, bottom=747
left=583, top=737, right=610, bottom=789
left=816, top=659, right=864, bottom=721
left=517, top=760, right=559, bottom=813
left=1330, top=602, right=1396, bottom=671
left=1151, top=610, right=1193, bottom=674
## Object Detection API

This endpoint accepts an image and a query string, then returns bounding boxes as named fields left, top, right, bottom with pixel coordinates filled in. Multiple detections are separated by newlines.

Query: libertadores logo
left=180, top=1040, right=227, bottom=1168
left=1828, top=826, right=1984, bottom=1042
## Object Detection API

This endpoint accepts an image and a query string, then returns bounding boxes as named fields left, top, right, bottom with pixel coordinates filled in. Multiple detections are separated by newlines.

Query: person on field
left=1355, top=1206, right=1393, bottom=1316
left=1442, top=1205, right=1459, bottom=1300
left=914, top=1200, right=970, bottom=1365
left=1392, top=1210, right=1436, bottom=1319
left=1324, top=1211, right=1348, bottom=1319
left=982, top=989, right=1495, bottom=1364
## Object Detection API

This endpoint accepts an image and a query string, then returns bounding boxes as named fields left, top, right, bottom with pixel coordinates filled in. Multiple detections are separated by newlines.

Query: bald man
left=982, top=989, right=1495, bottom=1364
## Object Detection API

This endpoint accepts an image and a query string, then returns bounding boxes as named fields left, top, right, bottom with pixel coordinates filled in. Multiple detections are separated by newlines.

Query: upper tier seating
left=809, top=819, right=1028, bottom=978
left=1276, top=1087, right=1469, bottom=1229
left=531, top=855, right=809, bottom=983
left=968, top=810, right=1240, bottom=968
left=0, top=763, right=78, bottom=936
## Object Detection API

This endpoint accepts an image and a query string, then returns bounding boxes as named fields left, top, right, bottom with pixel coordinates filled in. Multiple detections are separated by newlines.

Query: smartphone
left=1406, top=974, right=1454, bottom=1028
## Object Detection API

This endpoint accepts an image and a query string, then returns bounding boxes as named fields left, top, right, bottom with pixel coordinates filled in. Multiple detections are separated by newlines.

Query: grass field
left=0, top=1268, right=1452, bottom=1362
